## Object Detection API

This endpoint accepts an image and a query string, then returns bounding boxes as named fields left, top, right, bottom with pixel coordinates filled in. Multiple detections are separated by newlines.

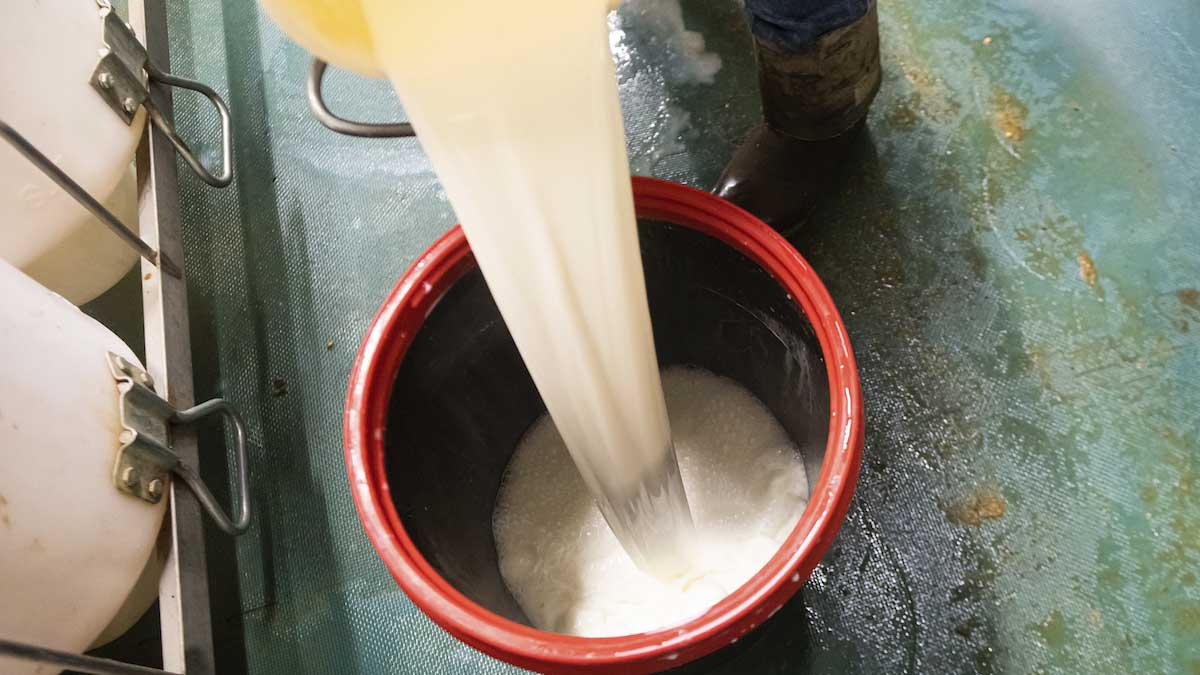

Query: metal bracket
left=91, top=5, right=233, bottom=187
left=90, top=10, right=150, bottom=126
left=108, top=352, right=251, bottom=535
left=307, top=59, right=416, bottom=138
left=109, top=352, right=175, bottom=504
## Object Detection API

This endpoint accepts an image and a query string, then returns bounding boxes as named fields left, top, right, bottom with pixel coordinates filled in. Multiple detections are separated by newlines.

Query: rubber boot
left=715, top=3, right=881, bottom=232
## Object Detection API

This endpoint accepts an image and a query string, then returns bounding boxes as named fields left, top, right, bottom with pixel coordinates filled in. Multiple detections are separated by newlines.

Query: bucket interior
left=384, top=219, right=831, bottom=628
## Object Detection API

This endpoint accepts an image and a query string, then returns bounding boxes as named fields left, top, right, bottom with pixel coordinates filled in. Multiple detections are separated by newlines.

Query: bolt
left=122, top=97, right=138, bottom=114
left=121, top=466, right=139, bottom=488
left=147, top=479, right=163, bottom=501
left=119, top=430, right=135, bottom=444
left=97, top=72, right=113, bottom=89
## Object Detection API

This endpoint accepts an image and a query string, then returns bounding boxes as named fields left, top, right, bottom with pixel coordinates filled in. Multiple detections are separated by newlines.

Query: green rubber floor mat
left=112, top=0, right=1200, bottom=672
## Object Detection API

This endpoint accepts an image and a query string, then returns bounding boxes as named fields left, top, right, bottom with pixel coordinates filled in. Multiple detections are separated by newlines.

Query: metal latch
left=108, top=352, right=250, bottom=535
left=90, top=1, right=232, bottom=187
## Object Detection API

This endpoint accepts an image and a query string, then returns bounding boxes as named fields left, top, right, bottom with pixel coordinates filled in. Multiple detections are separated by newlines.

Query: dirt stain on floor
left=947, top=486, right=1008, bottom=526
left=1034, top=609, right=1069, bottom=648
left=992, top=87, right=1028, bottom=142
left=885, top=98, right=921, bottom=130
left=1178, top=288, right=1200, bottom=308
left=1077, top=251, right=1099, bottom=287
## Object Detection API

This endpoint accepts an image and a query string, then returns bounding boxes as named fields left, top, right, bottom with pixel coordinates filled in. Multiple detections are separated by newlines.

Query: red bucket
left=344, top=177, right=863, bottom=674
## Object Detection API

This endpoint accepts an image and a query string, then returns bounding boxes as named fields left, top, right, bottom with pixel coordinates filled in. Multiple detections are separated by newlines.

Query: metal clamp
left=91, top=5, right=232, bottom=187
left=307, top=59, right=416, bottom=138
left=109, top=352, right=251, bottom=535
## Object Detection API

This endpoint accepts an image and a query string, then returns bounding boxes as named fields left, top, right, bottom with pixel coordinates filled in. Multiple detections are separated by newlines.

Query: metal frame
left=133, top=0, right=224, bottom=671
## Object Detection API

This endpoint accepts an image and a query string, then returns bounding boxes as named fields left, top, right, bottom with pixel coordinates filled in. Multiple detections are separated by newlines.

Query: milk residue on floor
left=494, top=368, right=809, bottom=637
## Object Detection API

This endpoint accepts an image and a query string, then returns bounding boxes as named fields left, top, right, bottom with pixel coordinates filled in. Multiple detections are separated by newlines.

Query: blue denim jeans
left=744, top=0, right=872, bottom=52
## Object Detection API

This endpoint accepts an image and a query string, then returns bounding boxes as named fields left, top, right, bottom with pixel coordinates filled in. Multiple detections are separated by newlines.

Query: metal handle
left=171, top=399, right=251, bottom=535
left=0, top=119, right=182, bottom=278
left=145, top=64, right=233, bottom=188
left=91, top=7, right=233, bottom=187
left=307, top=59, right=416, bottom=138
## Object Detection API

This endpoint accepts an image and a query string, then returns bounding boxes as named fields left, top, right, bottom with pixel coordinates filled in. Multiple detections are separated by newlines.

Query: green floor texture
left=96, top=0, right=1200, bottom=672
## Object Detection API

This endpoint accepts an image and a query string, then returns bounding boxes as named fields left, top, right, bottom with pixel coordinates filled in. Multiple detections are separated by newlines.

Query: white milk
left=494, top=368, right=810, bottom=636
left=359, top=0, right=693, bottom=575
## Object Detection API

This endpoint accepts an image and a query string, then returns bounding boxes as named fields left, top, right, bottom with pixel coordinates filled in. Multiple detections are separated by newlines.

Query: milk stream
left=359, top=0, right=694, bottom=576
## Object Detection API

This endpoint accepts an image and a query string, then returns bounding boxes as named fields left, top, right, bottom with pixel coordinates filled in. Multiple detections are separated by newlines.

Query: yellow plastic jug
left=259, top=0, right=381, bottom=76
left=259, top=0, right=623, bottom=79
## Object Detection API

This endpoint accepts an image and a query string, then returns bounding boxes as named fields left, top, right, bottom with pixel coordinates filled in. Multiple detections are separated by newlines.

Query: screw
left=147, top=479, right=163, bottom=501
left=121, top=466, right=139, bottom=488
left=122, top=97, right=138, bottom=114
left=98, top=72, right=113, bottom=89
left=119, top=430, right=135, bottom=444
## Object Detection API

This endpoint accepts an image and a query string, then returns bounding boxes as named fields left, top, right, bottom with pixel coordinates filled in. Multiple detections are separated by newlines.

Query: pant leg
left=743, top=0, right=871, bottom=51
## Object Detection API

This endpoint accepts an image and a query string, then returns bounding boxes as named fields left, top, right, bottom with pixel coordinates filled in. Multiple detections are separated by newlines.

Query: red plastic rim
left=344, top=177, right=863, bottom=674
